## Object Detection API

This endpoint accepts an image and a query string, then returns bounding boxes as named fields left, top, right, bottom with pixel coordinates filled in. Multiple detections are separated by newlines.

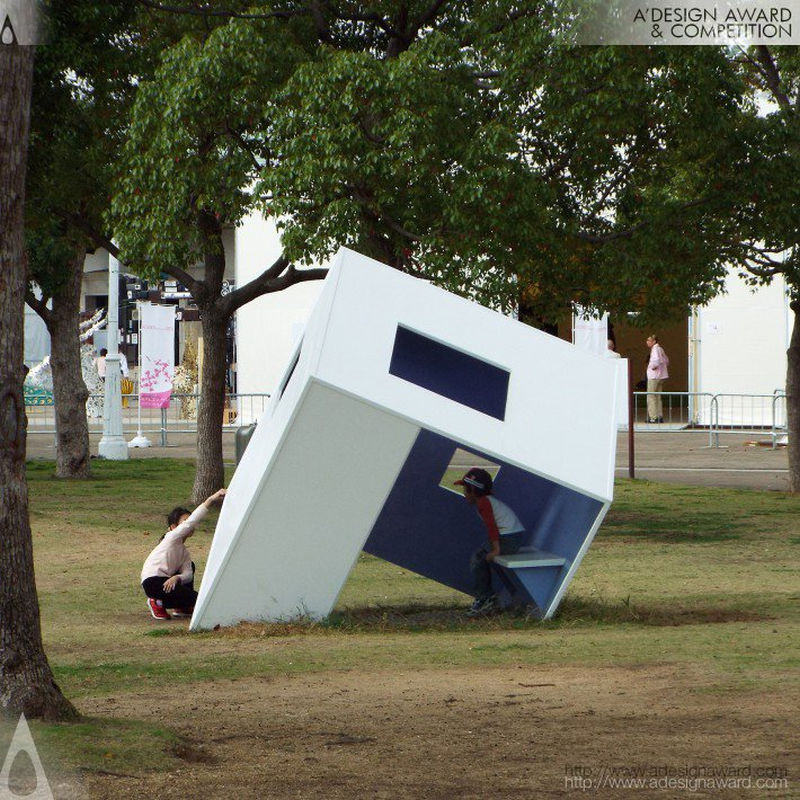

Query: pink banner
left=139, top=304, right=175, bottom=409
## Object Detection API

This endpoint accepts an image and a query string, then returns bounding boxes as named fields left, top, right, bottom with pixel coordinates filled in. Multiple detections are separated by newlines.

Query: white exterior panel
left=315, top=250, right=618, bottom=501
left=192, top=382, right=419, bottom=628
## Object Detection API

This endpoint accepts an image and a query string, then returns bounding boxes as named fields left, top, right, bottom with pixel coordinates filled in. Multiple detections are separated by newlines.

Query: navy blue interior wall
left=388, top=326, right=510, bottom=420
left=364, top=429, right=603, bottom=606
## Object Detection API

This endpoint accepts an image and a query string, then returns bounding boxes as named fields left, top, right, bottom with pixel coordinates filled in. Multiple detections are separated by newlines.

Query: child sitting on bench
left=455, top=467, right=524, bottom=616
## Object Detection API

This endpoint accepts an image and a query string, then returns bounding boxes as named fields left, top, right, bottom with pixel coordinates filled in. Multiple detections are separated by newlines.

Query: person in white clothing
left=141, top=488, right=226, bottom=619
left=94, top=348, right=107, bottom=380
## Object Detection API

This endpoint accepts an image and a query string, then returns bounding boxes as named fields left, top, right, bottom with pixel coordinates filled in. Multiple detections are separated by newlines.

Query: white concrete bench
left=494, top=550, right=567, bottom=569
left=493, top=549, right=568, bottom=610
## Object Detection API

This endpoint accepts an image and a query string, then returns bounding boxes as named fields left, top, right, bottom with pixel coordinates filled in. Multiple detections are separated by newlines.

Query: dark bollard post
left=628, top=358, right=635, bottom=479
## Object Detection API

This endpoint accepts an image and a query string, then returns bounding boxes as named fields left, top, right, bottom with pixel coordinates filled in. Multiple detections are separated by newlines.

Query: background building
left=24, top=219, right=795, bottom=430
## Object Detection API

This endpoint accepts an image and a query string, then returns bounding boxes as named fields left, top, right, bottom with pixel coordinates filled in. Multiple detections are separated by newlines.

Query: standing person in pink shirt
left=141, top=488, right=226, bottom=619
left=646, top=334, right=669, bottom=423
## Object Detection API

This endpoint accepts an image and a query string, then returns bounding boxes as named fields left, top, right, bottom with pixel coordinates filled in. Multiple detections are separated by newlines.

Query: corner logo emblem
left=0, top=714, right=54, bottom=800
left=0, top=15, right=17, bottom=45
left=0, top=2, right=40, bottom=46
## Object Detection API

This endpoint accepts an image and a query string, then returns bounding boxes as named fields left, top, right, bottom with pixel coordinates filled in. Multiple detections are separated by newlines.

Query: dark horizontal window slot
left=389, top=326, right=509, bottom=420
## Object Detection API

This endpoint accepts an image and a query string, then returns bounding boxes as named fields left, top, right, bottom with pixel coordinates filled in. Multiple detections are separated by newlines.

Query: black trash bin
left=235, top=422, right=257, bottom=464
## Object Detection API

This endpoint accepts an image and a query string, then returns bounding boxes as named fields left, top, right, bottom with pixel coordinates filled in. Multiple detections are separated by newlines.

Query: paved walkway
left=616, top=430, right=789, bottom=491
left=25, top=429, right=791, bottom=492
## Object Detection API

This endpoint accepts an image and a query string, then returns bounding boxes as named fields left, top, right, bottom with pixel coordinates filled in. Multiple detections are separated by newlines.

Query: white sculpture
left=191, top=248, right=620, bottom=630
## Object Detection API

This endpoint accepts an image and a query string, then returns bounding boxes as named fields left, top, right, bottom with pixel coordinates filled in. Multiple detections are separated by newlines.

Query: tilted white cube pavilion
left=190, top=248, right=620, bottom=630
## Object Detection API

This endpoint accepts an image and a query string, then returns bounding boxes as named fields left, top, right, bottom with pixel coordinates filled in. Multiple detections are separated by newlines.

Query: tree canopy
left=110, top=13, right=314, bottom=278
left=266, top=5, right=751, bottom=324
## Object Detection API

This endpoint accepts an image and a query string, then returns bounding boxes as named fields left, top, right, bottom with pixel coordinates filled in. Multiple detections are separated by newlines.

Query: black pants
left=142, top=562, right=197, bottom=608
left=470, top=533, right=523, bottom=601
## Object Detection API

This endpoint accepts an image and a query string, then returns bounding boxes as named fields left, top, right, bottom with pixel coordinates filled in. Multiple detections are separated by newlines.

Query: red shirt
left=475, top=495, right=524, bottom=543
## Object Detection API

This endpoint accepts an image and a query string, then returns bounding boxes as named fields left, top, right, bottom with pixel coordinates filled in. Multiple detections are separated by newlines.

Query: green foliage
left=724, top=47, right=800, bottom=296
left=50, top=1, right=800, bottom=325
left=110, top=15, right=314, bottom=278
left=26, top=0, right=152, bottom=295
left=264, top=4, right=752, bottom=322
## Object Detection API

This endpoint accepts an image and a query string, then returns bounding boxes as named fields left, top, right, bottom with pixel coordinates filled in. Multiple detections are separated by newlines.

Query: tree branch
left=341, top=9, right=401, bottom=39
left=308, top=0, right=333, bottom=44
left=741, top=243, right=788, bottom=277
left=745, top=262, right=785, bottom=278
left=350, top=187, right=422, bottom=242
left=577, top=198, right=710, bottom=244
left=265, top=264, right=328, bottom=292
left=56, top=210, right=119, bottom=258
left=459, top=5, right=538, bottom=47
left=413, top=0, right=450, bottom=32
left=357, top=114, right=386, bottom=145
left=590, top=154, right=639, bottom=216
left=225, top=122, right=265, bottom=172
left=221, top=253, right=327, bottom=316
left=755, top=45, right=792, bottom=113
left=25, top=289, right=52, bottom=324
left=222, top=251, right=288, bottom=313
left=162, top=264, right=203, bottom=298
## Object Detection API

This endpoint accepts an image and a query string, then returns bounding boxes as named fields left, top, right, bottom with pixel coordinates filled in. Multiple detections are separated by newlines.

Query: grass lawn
left=7, top=458, right=800, bottom=787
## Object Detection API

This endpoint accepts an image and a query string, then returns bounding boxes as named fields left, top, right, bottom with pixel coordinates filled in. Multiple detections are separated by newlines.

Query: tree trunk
left=46, top=247, right=91, bottom=478
left=192, top=306, right=228, bottom=503
left=787, top=301, right=800, bottom=492
left=0, top=45, right=78, bottom=721
left=190, top=213, right=229, bottom=503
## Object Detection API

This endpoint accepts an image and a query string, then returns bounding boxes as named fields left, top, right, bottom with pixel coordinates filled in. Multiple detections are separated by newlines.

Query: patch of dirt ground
left=73, top=663, right=796, bottom=799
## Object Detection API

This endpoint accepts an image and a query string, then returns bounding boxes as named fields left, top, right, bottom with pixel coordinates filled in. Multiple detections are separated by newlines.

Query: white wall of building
left=234, top=211, right=325, bottom=397
left=696, top=268, right=792, bottom=396
left=692, top=268, right=792, bottom=427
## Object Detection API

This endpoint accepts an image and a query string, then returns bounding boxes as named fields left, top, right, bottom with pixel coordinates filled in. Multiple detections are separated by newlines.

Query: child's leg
left=469, top=547, right=493, bottom=601
left=142, top=576, right=197, bottom=608
left=164, top=582, right=198, bottom=609
left=142, top=577, right=169, bottom=602
left=165, top=562, right=198, bottom=609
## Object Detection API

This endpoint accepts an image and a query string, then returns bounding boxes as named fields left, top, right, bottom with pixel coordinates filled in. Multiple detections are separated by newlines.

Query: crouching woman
left=141, top=488, right=226, bottom=619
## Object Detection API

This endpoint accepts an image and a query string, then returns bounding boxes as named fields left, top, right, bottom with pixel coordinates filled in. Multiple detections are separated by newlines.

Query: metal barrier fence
left=772, top=391, right=788, bottom=448
left=25, top=389, right=789, bottom=449
left=632, top=390, right=788, bottom=448
left=631, top=392, right=715, bottom=447
left=25, top=393, right=271, bottom=446
left=709, top=392, right=787, bottom=448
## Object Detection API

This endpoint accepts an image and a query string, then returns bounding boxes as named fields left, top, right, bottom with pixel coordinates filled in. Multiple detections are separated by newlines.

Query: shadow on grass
left=553, top=595, right=770, bottom=627
left=209, top=597, right=770, bottom=638
left=601, top=511, right=744, bottom=542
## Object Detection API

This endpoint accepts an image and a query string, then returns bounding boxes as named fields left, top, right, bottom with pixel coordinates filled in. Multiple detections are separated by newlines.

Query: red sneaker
left=148, top=598, right=171, bottom=620
left=170, top=607, right=194, bottom=617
